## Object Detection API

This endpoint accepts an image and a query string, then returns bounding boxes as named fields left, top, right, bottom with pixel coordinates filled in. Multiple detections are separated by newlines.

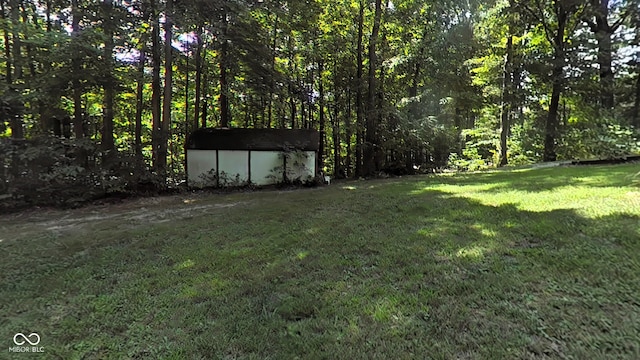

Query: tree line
left=1, top=0, right=639, bottom=207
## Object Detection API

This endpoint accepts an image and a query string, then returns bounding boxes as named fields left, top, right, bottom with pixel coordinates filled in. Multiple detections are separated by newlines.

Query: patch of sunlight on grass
left=296, top=251, right=309, bottom=260
left=342, top=186, right=357, bottom=190
left=180, top=286, right=198, bottom=299
left=471, top=224, right=497, bottom=237
left=175, top=259, right=195, bottom=270
left=456, top=245, right=488, bottom=259
left=369, top=297, right=399, bottom=322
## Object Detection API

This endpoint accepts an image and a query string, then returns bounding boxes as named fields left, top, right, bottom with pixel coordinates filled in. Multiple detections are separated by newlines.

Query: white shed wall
left=286, top=151, right=316, bottom=182
left=218, top=150, right=249, bottom=185
left=187, top=150, right=317, bottom=187
left=251, top=151, right=283, bottom=185
left=187, top=150, right=217, bottom=187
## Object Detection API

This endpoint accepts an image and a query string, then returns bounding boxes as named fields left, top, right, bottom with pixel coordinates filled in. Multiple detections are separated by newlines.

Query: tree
left=517, top=0, right=585, bottom=162
left=364, top=0, right=384, bottom=176
left=584, top=0, right=627, bottom=110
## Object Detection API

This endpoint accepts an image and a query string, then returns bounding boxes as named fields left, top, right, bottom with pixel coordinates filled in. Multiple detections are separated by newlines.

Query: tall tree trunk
left=289, top=38, right=297, bottom=129
left=194, top=25, right=203, bottom=130
left=184, top=36, right=189, bottom=135
left=633, top=62, right=640, bottom=128
left=332, top=93, right=341, bottom=177
left=134, top=35, right=147, bottom=162
left=318, top=61, right=325, bottom=174
left=544, top=3, right=567, bottom=162
left=201, top=46, right=208, bottom=128
left=71, top=0, right=83, bottom=139
left=364, top=0, right=383, bottom=176
left=159, top=0, right=173, bottom=180
left=8, top=0, right=22, bottom=138
left=20, top=3, right=35, bottom=78
left=588, top=0, right=615, bottom=110
left=345, top=88, right=352, bottom=177
left=150, top=0, right=162, bottom=171
left=331, top=55, right=341, bottom=176
left=1, top=0, right=12, bottom=85
left=101, top=0, right=116, bottom=163
left=219, top=8, right=230, bottom=128
left=354, top=0, right=364, bottom=177
left=268, top=14, right=278, bottom=129
left=499, top=35, right=513, bottom=167
left=9, top=0, right=21, bottom=81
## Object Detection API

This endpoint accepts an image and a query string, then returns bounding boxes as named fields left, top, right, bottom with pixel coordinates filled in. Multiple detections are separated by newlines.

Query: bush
left=448, top=147, right=491, bottom=172
left=0, top=136, right=161, bottom=210
left=557, top=120, right=640, bottom=160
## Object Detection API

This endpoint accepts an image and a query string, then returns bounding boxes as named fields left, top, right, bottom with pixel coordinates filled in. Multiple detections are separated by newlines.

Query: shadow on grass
left=186, top=184, right=639, bottom=358
left=1, top=173, right=639, bottom=359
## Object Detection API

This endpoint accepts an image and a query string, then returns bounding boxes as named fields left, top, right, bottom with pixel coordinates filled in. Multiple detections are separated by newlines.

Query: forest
left=1, top=0, right=639, bottom=207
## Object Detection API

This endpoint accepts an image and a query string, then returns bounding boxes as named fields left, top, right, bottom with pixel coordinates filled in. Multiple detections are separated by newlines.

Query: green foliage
left=0, top=137, right=160, bottom=209
left=557, top=119, right=640, bottom=160
left=448, top=148, right=491, bottom=172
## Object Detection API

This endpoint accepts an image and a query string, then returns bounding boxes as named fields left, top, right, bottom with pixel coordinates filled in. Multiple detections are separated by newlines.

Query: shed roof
left=186, top=128, right=319, bottom=151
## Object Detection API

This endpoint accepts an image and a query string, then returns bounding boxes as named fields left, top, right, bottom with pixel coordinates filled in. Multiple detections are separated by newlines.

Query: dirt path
left=0, top=193, right=249, bottom=242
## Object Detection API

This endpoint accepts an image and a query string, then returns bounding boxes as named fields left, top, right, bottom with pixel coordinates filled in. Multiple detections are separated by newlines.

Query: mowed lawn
left=2, top=164, right=640, bottom=359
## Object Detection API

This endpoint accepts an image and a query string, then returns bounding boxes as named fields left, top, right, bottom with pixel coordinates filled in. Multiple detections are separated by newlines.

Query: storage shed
left=185, top=128, right=320, bottom=188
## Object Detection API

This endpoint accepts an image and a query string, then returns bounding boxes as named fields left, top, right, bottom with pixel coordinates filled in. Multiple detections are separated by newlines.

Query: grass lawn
left=2, top=163, right=639, bottom=359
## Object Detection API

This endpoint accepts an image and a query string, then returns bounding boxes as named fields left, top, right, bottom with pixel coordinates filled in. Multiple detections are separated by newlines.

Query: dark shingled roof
left=186, top=128, right=319, bottom=151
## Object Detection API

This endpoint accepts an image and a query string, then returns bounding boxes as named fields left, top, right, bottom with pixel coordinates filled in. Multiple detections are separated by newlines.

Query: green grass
left=1, top=164, right=639, bottom=359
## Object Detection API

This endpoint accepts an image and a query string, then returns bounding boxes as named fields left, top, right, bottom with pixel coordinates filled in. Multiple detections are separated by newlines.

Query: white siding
left=286, top=151, right=316, bottom=182
left=187, top=150, right=217, bottom=188
left=251, top=151, right=283, bottom=185
left=218, top=150, right=249, bottom=185
left=187, top=149, right=317, bottom=187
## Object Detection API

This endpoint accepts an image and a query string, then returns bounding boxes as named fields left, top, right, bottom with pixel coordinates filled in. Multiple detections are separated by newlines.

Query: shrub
left=0, top=136, right=161, bottom=210
left=557, top=120, right=640, bottom=160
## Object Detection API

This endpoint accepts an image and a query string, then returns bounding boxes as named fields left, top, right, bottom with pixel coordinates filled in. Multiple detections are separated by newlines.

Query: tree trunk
left=101, top=0, right=116, bottom=163
left=354, top=0, right=364, bottom=177
left=201, top=47, right=208, bottom=128
left=71, top=0, right=83, bottom=139
left=184, top=36, right=189, bottom=135
left=7, top=0, right=22, bottom=138
left=268, top=14, right=278, bottom=129
left=543, top=4, right=567, bottom=162
left=345, top=88, right=352, bottom=177
left=590, top=0, right=615, bottom=110
left=364, top=0, right=383, bottom=176
left=9, top=0, right=21, bottom=82
left=159, top=0, right=173, bottom=180
left=332, top=97, right=341, bottom=178
left=318, top=61, right=325, bottom=174
left=499, top=35, right=513, bottom=167
left=151, top=0, right=162, bottom=171
left=20, top=3, right=35, bottom=78
left=1, top=0, right=11, bottom=85
left=219, top=9, right=230, bottom=128
left=134, top=35, right=147, bottom=162
left=194, top=25, right=202, bottom=130
left=633, top=62, right=640, bottom=128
